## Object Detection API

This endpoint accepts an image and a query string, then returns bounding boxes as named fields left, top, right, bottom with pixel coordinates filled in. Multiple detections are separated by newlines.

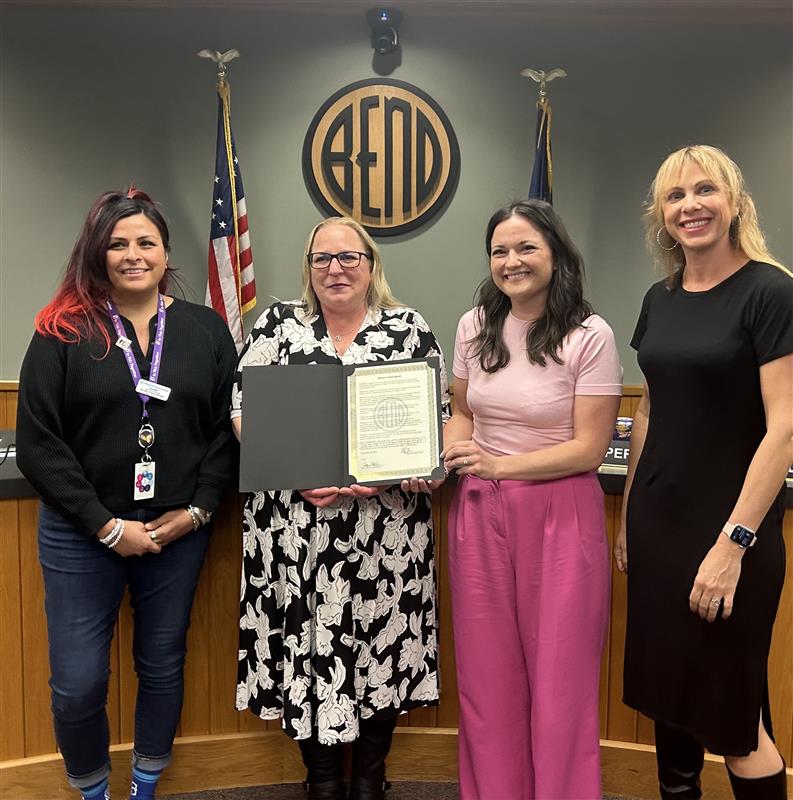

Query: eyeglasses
left=308, top=251, right=371, bottom=270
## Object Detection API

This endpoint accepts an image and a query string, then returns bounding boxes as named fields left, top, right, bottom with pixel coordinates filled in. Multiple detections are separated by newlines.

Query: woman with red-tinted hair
left=16, top=188, right=238, bottom=800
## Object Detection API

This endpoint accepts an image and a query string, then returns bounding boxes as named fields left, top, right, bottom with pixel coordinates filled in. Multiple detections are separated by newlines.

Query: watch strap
left=722, top=521, right=757, bottom=548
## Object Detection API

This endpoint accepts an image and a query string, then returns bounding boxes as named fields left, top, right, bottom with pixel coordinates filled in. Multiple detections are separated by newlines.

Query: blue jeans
left=38, top=503, right=210, bottom=789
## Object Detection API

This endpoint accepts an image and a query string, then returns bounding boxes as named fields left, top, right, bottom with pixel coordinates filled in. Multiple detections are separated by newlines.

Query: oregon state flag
left=528, top=97, right=553, bottom=204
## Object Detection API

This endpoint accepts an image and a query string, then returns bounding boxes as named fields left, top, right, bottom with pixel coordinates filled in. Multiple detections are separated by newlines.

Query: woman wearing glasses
left=231, top=217, right=449, bottom=800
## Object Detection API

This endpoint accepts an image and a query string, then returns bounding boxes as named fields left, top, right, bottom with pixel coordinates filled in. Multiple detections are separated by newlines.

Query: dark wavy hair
left=35, top=187, right=173, bottom=353
left=469, top=200, right=592, bottom=371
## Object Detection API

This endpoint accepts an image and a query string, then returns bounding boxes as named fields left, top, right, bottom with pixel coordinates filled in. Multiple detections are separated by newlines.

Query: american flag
left=206, top=78, right=255, bottom=350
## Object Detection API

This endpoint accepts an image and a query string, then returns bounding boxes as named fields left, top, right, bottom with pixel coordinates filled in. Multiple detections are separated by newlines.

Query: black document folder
left=239, top=357, right=443, bottom=492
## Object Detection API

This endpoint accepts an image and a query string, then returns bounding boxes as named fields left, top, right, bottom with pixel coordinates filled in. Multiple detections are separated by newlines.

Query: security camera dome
left=374, top=28, right=398, bottom=54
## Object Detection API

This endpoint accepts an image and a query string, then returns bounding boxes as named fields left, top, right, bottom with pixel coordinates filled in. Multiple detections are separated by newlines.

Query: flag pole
left=520, top=67, right=566, bottom=204
left=217, top=77, right=242, bottom=311
left=199, top=49, right=243, bottom=309
left=199, top=48, right=256, bottom=350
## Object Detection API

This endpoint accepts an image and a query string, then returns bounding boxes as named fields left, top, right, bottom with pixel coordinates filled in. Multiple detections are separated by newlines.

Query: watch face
left=733, top=526, right=754, bottom=547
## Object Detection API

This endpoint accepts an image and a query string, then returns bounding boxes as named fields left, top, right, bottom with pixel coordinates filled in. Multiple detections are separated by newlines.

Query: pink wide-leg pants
left=448, top=473, right=609, bottom=800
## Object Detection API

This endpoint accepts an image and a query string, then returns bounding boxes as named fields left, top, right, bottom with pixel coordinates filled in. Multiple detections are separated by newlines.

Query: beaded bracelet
left=186, top=507, right=201, bottom=531
left=187, top=505, right=212, bottom=531
left=99, top=517, right=123, bottom=544
left=107, top=521, right=125, bottom=549
left=99, top=518, right=125, bottom=549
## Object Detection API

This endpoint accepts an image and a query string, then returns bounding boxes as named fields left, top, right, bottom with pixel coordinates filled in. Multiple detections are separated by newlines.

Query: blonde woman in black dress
left=615, top=145, right=791, bottom=799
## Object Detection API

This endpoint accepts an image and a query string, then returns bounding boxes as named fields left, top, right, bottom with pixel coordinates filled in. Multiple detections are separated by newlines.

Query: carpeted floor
left=165, top=783, right=636, bottom=799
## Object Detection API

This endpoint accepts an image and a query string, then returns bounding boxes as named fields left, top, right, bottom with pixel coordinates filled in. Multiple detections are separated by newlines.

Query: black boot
left=349, top=717, right=397, bottom=800
left=299, top=736, right=346, bottom=800
left=654, top=721, right=705, bottom=800
left=727, top=763, right=787, bottom=800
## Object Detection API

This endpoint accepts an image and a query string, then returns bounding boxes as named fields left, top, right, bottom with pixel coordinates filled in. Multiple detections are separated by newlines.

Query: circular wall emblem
left=303, top=79, right=460, bottom=237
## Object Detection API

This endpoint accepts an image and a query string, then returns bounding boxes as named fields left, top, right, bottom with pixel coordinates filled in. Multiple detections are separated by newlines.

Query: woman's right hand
left=299, top=487, right=341, bottom=508
left=614, top=523, right=628, bottom=573
left=96, top=519, right=162, bottom=557
left=400, top=476, right=445, bottom=494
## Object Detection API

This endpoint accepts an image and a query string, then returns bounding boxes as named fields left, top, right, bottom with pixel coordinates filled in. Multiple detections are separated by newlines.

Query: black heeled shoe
left=347, top=776, right=391, bottom=800
left=302, top=778, right=347, bottom=800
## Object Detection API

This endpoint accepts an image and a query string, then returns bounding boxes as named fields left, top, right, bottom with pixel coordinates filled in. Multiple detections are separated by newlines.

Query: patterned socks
left=80, top=778, right=109, bottom=800
left=78, top=764, right=164, bottom=800
left=129, top=765, right=163, bottom=799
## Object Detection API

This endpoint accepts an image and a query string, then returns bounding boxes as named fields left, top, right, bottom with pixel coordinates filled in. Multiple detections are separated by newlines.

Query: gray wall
left=1, top=5, right=791, bottom=382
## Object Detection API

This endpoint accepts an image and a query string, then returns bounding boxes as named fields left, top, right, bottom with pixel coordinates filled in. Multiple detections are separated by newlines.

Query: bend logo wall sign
left=303, top=78, right=460, bottom=237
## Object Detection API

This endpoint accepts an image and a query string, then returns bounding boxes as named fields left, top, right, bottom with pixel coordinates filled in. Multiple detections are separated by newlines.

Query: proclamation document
left=346, top=359, right=443, bottom=485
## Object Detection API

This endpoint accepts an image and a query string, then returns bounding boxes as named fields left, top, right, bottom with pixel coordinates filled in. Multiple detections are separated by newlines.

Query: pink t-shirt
left=453, top=310, right=623, bottom=456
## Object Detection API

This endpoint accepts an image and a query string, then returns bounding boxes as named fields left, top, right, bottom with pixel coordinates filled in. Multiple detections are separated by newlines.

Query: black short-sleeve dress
left=624, top=261, right=793, bottom=756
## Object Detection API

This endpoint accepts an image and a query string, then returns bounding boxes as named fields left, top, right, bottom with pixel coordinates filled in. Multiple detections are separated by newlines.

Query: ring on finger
left=709, top=598, right=721, bottom=606
left=150, top=531, right=159, bottom=542
left=463, top=458, right=469, bottom=466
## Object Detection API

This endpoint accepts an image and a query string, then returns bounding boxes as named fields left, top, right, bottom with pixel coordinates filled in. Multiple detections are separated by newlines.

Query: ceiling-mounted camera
left=366, top=8, right=402, bottom=55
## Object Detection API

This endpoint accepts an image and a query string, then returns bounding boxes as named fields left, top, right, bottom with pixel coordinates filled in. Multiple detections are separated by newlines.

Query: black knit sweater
left=16, top=298, right=239, bottom=535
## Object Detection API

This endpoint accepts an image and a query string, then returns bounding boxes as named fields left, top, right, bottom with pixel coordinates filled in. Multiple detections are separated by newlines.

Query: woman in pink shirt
left=443, top=200, right=622, bottom=799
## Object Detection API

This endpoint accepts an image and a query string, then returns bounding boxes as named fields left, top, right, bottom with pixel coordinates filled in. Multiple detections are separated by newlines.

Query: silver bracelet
left=107, top=520, right=125, bottom=549
left=186, top=506, right=201, bottom=531
left=100, top=518, right=125, bottom=549
left=187, top=505, right=212, bottom=531
left=99, top=518, right=123, bottom=546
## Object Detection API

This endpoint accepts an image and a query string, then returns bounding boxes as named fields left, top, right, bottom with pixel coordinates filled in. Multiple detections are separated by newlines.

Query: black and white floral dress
left=232, top=302, right=449, bottom=744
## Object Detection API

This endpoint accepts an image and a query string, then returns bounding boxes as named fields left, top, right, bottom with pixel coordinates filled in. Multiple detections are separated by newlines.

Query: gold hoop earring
left=656, top=226, right=678, bottom=252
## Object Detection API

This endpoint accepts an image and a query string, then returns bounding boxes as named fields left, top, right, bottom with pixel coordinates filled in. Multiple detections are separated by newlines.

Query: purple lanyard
left=106, top=294, right=167, bottom=420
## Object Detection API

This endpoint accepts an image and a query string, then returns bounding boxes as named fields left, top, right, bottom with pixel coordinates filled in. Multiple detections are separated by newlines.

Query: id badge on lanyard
left=134, top=423, right=156, bottom=500
left=107, top=295, right=169, bottom=501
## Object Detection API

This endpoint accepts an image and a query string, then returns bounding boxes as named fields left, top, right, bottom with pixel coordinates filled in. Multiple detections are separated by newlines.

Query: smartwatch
left=722, top=522, right=757, bottom=549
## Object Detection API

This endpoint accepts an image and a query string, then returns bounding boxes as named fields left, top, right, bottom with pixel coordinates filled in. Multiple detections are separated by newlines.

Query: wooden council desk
left=1, top=383, right=790, bottom=799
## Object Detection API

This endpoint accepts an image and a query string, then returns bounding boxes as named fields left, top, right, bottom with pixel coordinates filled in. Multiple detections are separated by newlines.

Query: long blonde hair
left=644, top=145, right=790, bottom=281
left=300, top=216, right=402, bottom=316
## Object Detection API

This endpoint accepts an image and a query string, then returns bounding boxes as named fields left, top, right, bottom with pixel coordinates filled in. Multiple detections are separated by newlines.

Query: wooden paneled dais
left=1, top=383, right=791, bottom=798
